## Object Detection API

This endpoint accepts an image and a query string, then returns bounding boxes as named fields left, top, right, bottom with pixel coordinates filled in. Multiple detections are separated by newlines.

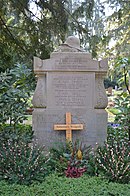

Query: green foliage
left=63, top=141, right=90, bottom=178
left=0, top=0, right=104, bottom=71
left=0, top=124, right=33, bottom=143
left=107, top=126, right=129, bottom=143
left=0, top=174, right=130, bottom=196
left=108, top=108, right=120, bottom=115
left=114, top=94, right=130, bottom=140
left=96, top=88, right=130, bottom=183
left=0, top=125, right=48, bottom=185
left=96, top=141, right=130, bottom=183
left=48, top=144, right=68, bottom=175
left=104, top=78, right=117, bottom=89
left=48, top=140, right=93, bottom=177
left=108, top=57, right=130, bottom=140
left=114, top=95, right=130, bottom=126
left=1, top=0, right=129, bottom=72
left=0, top=64, right=32, bottom=126
left=95, top=126, right=130, bottom=183
left=106, top=0, right=130, bottom=58
left=114, top=57, right=130, bottom=93
left=64, top=141, right=93, bottom=177
left=0, top=0, right=69, bottom=71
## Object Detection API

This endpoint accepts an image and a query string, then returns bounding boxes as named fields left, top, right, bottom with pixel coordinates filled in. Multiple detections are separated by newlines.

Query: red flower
left=65, top=166, right=86, bottom=178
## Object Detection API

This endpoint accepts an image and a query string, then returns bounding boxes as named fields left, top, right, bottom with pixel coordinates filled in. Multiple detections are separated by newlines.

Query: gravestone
left=108, top=87, right=113, bottom=95
left=32, top=36, right=108, bottom=150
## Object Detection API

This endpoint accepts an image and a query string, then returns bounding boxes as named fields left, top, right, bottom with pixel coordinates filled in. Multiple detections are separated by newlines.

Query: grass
left=0, top=174, right=130, bottom=196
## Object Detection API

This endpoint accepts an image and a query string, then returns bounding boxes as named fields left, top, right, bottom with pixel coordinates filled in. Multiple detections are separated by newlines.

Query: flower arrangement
left=64, top=140, right=91, bottom=178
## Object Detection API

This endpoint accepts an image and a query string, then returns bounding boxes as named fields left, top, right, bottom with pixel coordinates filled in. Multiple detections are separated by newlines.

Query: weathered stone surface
left=47, top=72, right=94, bottom=108
left=32, top=36, right=108, bottom=150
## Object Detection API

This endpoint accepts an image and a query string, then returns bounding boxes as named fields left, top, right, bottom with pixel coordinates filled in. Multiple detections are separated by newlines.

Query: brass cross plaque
left=54, top=112, right=83, bottom=141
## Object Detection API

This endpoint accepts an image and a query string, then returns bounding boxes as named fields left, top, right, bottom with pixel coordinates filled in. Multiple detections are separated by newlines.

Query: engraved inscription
left=55, top=57, right=87, bottom=69
left=52, top=74, right=89, bottom=107
left=54, top=57, right=92, bottom=70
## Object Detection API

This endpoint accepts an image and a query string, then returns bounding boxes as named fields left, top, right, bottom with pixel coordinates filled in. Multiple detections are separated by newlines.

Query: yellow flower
left=77, top=149, right=82, bottom=160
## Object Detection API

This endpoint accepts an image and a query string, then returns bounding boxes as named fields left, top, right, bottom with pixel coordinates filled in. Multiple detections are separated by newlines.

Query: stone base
left=95, top=109, right=108, bottom=145
left=32, top=108, right=107, bottom=150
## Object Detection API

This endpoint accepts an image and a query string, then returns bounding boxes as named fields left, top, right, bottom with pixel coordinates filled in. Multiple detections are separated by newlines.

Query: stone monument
left=32, top=36, right=108, bottom=150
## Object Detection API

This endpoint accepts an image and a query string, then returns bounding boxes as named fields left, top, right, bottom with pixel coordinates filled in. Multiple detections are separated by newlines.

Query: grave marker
left=32, top=36, right=108, bottom=150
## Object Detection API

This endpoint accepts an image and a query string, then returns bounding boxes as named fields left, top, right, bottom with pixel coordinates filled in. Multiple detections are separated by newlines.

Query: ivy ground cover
left=0, top=174, right=130, bottom=196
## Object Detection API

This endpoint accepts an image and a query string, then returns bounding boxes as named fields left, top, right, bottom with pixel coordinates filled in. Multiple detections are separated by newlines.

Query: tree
left=0, top=0, right=69, bottom=71
left=106, top=0, right=130, bottom=58
left=97, top=0, right=130, bottom=58
left=67, top=0, right=106, bottom=57
left=1, top=0, right=106, bottom=71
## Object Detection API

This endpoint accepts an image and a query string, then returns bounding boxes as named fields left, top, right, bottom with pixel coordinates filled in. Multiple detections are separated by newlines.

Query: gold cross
left=54, top=112, right=83, bottom=141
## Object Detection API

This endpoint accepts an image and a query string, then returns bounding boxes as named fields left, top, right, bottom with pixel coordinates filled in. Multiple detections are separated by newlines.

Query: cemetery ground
left=0, top=90, right=130, bottom=196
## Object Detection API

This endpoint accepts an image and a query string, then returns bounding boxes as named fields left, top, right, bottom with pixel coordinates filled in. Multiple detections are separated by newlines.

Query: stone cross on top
left=54, top=112, right=83, bottom=141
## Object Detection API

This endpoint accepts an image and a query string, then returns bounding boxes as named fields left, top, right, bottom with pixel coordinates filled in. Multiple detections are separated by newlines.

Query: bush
left=114, top=95, right=130, bottom=140
left=0, top=125, right=49, bottom=185
left=95, top=97, right=130, bottom=184
left=0, top=174, right=130, bottom=196
left=48, top=144, right=68, bottom=175
left=0, top=64, right=32, bottom=126
left=94, top=90, right=130, bottom=184
left=96, top=134, right=130, bottom=183
left=107, top=125, right=129, bottom=140
left=0, top=124, right=33, bottom=143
